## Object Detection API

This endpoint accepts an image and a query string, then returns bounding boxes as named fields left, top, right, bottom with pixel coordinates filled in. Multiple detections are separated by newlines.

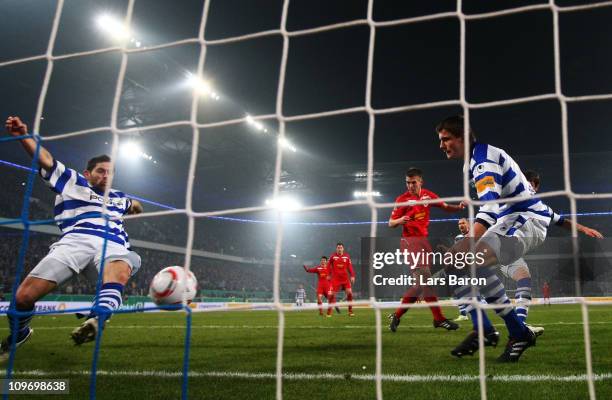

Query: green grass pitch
left=1, top=304, right=611, bottom=399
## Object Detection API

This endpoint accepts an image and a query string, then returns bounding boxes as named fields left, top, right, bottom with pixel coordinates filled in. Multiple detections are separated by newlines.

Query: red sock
left=327, top=294, right=335, bottom=315
left=317, top=298, right=323, bottom=315
left=395, top=286, right=422, bottom=318
left=423, top=296, right=445, bottom=321
left=422, top=286, right=445, bottom=321
left=347, top=292, right=353, bottom=313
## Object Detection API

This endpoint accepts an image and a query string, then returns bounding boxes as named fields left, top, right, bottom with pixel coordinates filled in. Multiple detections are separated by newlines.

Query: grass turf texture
left=1, top=304, right=611, bottom=399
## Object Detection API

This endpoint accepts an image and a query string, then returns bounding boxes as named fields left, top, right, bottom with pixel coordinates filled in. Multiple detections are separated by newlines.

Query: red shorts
left=331, top=279, right=351, bottom=292
left=316, top=281, right=331, bottom=296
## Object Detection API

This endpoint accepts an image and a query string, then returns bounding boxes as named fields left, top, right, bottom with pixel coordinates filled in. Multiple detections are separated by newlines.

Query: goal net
left=1, top=1, right=611, bottom=399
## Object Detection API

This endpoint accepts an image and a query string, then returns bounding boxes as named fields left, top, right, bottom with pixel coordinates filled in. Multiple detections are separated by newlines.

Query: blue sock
left=7, top=306, right=34, bottom=341
left=515, top=277, right=532, bottom=324
left=469, top=308, right=494, bottom=333
left=498, top=307, right=528, bottom=338
left=89, top=282, right=124, bottom=322
left=473, top=267, right=527, bottom=339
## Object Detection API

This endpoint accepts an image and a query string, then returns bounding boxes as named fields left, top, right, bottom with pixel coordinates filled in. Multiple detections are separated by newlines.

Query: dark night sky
left=1, top=0, right=611, bottom=225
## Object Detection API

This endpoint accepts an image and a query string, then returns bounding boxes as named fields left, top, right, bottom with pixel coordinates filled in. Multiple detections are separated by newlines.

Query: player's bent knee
left=15, top=277, right=56, bottom=309
left=513, top=266, right=531, bottom=280
left=104, top=260, right=132, bottom=284
left=15, top=287, right=39, bottom=310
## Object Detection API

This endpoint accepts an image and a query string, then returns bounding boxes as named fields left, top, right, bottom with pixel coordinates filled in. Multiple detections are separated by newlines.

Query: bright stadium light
left=278, top=137, right=297, bottom=152
left=187, top=74, right=210, bottom=92
left=187, top=73, right=219, bottom=100
left=120, top=141, right=142, bottom=157
left=245, top=114, right=265, bottom=132
left=265, top=196, right=302, bottom=212
left=120, top=141, right=154, bottom=162
left=95, top=14, right=131, bottom=41
left=353, top=190, right=382, bottom=198
left=129, top=37, right=142, bottom=48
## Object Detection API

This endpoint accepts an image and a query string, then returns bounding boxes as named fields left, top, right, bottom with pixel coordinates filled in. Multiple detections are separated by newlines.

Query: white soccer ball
left=149, top=266, right=198, bottom=306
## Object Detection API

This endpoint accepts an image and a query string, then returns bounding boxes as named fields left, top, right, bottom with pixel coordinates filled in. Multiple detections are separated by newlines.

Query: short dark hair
left=406, top=167, right=423, bottom=178
left=435, top=115, right=476, bottom=142
left=321, top=256, right=328, bottom=260
left=86, top=155, right=111, bottom=172
left=336, top=242, right=344, bottom=247
left=524, top=169, right=540, bottom=187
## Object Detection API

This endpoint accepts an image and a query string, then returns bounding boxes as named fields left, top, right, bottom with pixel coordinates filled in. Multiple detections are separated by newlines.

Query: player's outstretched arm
left=439, top=201, right=466, bottom=213
left=5, top=116, right=54, bottom=171
left=127, top=199, right=143, bottom=215
left=304, top=265, right=317, bottom=273
left=562, top=219, right=604, bottom=238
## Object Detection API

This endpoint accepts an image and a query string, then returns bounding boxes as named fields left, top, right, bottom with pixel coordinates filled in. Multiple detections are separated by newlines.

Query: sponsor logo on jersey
left=89, top=193, right=125, bottom=207
left=476, top=175, right=495, bottom=192
left=421, top=194, right=430, bottom=207
left=414, top=211, right=426, bottom=220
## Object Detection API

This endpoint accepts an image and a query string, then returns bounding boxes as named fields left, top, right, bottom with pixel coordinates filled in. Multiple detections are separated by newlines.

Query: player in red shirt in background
left=388, top=167, right=466, bottom=332
left=304, top=256, right=333, bottom=316
left=542, top=281, right=551, bottom=306
left=327, top=243, right=356, bottom=317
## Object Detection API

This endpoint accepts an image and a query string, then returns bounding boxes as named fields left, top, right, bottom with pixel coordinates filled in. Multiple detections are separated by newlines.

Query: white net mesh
left=2, top=0, right=612, bottom=399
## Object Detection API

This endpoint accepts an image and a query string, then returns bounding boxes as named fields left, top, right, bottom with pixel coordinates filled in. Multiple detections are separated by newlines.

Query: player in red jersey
left=304, top=256, right=333, bottom=315
left=388, top=167, right=465, bottom=332
left=542, top=281, right=551, bottom=306
left=327, top=243, right=356, bottom=317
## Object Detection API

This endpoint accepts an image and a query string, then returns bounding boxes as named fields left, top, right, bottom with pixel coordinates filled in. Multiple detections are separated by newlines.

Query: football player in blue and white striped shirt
left=453, top=218, right=487, bottom=323
left=437, top=115, right=550, bottom=362
left=295, top=284, right=307, bottom=307
left=1, top=116, right=143, bottom=358
left=507, top=170, right=602, bottom=329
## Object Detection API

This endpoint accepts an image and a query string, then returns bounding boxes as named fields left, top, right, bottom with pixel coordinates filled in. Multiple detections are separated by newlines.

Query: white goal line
left=2, top=369, right=611, bottom=383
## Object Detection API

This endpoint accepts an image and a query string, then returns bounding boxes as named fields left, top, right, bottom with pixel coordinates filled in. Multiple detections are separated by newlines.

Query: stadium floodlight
left=245, top=114, right=265, bottom=132
left=95, top=14, right=131, bottom=41
left=265, top=196, right=302, bottom=212
left=120, top=141, right=154, bottom=162
left=353, top=190, right=382, bottom=198
left=120, top=141, right=142, bottom=158
left=129, top=37, right=142, bottom=48
left=278, top=137, right=297, bottom=152
left=187, top=73, right=219, bottom=100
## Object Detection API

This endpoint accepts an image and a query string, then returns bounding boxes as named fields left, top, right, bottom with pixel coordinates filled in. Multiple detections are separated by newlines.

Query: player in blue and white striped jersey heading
left=1, top=116, right=144, bottom=359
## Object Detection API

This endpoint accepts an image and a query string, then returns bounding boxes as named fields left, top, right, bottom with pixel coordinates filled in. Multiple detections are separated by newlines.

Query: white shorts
left=479, top=218, right=547, bottom=266
left=29, top=233, right=141, bottom=286
left=499, top=258, right=528, bottom=279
